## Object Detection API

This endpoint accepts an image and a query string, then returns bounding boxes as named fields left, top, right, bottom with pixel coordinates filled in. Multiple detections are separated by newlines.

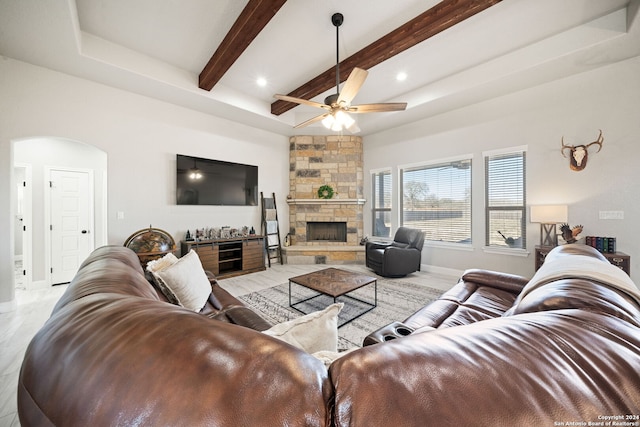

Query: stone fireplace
left=283, top=135, right=366, bottom=264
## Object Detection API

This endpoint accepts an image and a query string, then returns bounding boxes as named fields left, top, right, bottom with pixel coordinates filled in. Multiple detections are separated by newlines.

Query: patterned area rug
left=239, top=273, right=445, bottom=349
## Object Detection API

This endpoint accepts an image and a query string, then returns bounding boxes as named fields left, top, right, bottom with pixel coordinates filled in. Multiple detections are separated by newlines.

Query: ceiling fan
left=274, top=13, right=407, bottom=133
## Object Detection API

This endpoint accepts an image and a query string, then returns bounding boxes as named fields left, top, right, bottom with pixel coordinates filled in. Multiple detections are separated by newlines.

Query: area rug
left=238, top=274, right=445, bottom=349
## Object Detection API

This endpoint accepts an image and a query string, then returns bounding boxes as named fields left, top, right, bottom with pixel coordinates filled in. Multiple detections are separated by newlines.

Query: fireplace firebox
left=307, top=222, right=347, bottom=242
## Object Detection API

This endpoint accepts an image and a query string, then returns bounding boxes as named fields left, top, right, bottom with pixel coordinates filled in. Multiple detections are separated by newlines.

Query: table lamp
left=530, top=205, right=568, bottom=247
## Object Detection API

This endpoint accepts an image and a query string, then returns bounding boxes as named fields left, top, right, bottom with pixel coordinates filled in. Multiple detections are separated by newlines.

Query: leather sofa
left=18, top=246, right=331, bottom=426
left=18, top=244, right=640, bottom=426
left=338, top=244, right=640, bottom=425
left=362, top=267, right=530, bottom=345
left=365, top=226, right=425, bottom=277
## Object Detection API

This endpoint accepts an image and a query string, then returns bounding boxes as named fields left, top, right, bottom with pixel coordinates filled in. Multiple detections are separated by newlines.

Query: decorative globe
left=124, top=226, right=176, bottom=268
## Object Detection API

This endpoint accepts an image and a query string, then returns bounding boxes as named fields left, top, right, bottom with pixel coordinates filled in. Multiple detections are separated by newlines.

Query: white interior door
left=50, top=169, right=93, bottom=285
left=14, top=164, right=32, bottom=289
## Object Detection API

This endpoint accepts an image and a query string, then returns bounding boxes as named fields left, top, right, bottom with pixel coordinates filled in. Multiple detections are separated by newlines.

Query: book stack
left=585, top=236, right=617, bottom=253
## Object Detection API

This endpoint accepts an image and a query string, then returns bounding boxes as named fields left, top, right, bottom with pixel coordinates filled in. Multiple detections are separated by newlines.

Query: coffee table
left=288, top=268, right=377, bottom=327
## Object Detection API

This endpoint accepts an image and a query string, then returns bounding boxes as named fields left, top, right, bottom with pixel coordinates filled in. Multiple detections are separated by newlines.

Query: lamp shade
left=530, top=205, right=568, bottom=224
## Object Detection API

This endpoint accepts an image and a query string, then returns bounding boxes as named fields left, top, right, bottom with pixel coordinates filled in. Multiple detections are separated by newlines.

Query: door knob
left=81, top=230, right=89, bottom=234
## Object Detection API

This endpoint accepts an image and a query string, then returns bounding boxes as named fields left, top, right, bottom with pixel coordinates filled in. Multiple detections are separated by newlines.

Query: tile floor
left=1, top=282, right=69, bottom=426
left=0, top=262, right=457, bottom=426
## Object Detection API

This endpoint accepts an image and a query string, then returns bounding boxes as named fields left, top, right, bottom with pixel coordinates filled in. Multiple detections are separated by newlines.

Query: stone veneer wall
left=287, top=135, right=364, bottom=252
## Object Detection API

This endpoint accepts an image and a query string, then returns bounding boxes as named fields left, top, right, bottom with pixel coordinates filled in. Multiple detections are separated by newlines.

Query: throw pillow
left=154, top=250, right=212, bottom=312
left=147, top=252, right=179, bottom=272
left=262, top=303, right=343, bottom=354
left=146, top=253, right=181, bottom=305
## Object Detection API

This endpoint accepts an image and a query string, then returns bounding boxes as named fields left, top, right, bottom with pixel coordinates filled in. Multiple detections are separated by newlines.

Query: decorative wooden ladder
left=260, top=192, right=283, bottom=266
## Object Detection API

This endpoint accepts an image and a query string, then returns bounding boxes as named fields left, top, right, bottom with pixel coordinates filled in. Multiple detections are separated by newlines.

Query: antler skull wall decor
left=561, top=129, right=604, bottom=171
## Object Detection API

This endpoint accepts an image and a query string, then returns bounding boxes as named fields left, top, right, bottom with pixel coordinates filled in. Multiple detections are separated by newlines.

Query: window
left=401, top=158, right=472, bottom=244
left=485, top=149, right=526, bottom=249
left=371, top=169, right=392, bottom=238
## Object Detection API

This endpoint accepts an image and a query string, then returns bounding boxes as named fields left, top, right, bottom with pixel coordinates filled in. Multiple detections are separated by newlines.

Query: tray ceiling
left=1, top=0, right=638, bottom=135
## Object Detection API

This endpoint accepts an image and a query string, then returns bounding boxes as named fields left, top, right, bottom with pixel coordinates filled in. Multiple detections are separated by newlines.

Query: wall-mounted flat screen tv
left=176, top=154, right=258, bottom=206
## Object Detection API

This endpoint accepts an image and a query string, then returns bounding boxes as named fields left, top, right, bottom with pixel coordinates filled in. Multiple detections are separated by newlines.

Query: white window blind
left=371, top=170, right=392, bottom=237
left=485, top=150, right=526, bottom=248
left=401, top=159, right=471, bottom=244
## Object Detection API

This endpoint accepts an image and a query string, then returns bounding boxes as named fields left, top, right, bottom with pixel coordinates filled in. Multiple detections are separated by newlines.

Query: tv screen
left=176, top=154, right=258, bottom=206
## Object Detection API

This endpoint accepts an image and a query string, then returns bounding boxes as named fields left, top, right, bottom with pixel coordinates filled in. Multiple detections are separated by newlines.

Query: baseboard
left=421, top=264, right=464, bottom=278
left=0, top=298, right=17, bottom=313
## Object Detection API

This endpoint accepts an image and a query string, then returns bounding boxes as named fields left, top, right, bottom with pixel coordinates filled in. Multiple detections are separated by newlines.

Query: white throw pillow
left=147, top=252, right=179, bottom=273
left=154, top=250, right=211, bottom=312
left=146, top=253, right=181, bottom=305
left=263, top=303, right=343, bottom=354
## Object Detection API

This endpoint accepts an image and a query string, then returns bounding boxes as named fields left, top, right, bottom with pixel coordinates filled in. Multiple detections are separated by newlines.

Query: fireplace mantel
left=286, top=198, right=366, bottom=205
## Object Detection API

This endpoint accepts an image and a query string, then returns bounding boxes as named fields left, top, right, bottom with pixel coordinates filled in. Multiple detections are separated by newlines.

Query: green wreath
left=317, top=184, right=334, bottom=199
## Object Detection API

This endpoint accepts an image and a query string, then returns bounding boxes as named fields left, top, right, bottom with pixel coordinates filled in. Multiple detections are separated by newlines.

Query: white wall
left=364, top=56, right=640, bottom=281
left=0, top=58, right=289, bottom=307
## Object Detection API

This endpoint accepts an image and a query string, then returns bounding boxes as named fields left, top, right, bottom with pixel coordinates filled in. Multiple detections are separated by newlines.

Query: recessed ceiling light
left=396, top=72, right=407, bottom=82
left=256, top=77, right=267, bottom=87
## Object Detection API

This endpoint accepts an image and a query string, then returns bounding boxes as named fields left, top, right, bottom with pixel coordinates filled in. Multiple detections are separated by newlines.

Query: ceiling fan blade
left=274, top=94, right=330, bottom=110
left=336, top=67, right=368, bottom=106
left=294, top=113, right=329, bottom=128
left=349, top=102, right=407, bottom=113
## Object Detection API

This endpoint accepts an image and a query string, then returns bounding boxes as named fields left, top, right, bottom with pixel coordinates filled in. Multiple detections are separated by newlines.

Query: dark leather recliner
left=365, top=227, right=425, bottom=277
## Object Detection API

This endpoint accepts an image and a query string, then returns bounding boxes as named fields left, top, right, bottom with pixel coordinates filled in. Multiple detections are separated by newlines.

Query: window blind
left=371, top=170, right=392, bottom=237
left=485, top=151, right=526, bottom=248
left=401, top=159, right=471, bottom=244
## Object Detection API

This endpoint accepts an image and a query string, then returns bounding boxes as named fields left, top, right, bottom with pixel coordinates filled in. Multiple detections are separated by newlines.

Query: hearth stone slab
left=282, top=246, right=365, bottom=265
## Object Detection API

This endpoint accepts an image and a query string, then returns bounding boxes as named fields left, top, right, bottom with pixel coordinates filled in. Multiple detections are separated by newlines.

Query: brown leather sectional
left=18, top=244, right=640, bottom=426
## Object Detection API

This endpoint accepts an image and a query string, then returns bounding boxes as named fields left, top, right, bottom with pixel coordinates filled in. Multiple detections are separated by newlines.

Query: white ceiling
left=1, top=0, right=639, bottom=136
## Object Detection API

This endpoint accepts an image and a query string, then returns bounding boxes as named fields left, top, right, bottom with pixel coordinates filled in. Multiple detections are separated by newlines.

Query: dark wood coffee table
left=288, top=268, right=377, bottom=327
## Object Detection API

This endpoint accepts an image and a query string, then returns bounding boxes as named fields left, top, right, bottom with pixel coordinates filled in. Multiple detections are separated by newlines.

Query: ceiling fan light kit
left=274, top=12, right=407, bottom=133
left=322, top=110, right=356, bottom=132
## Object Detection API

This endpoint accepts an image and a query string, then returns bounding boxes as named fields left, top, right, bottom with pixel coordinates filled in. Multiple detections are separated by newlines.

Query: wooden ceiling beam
left=271, top=0, right=502, bottom=116
left=199, top=0, right=287, bottom=91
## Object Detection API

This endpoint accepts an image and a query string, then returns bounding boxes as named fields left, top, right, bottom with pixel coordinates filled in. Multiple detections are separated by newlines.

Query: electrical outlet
left=117, top=211, right=125, bottom=220
left=599, top=211, right=624, bottom=220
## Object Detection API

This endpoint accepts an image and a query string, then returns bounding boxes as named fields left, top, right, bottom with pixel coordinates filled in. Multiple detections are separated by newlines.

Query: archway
left=13, top=137, right=107, bottom=290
